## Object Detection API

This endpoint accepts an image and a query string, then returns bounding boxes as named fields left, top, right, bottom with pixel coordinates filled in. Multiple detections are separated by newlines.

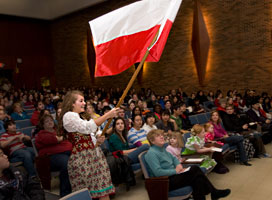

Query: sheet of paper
left=185, top=158, right=204, bottom=163
left=178, top=167, right=191, bottom=174
left=211, top=147, right=223, bottom=152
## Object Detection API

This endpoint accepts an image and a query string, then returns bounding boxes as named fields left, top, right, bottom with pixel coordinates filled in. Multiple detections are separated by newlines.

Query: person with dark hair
left=127, top=114, right=148, bottom=147
left=155, top=109, right=178, bottom=135
left=142, top=112, right=157, bottom=134
left=0, top=120, right=37, bottom=178
left=262, top=97, right=271, bottom=113
left=177, top=103, right=192, bottom=131
left=196, top=90, right=208, bottom=105
left=109, top=117, right=149, bottom=164
left=222, top=104, right=268, bottom=158
left=246, top=99, right=272, bottom=143
left=35, top=114, right=72, bottom=197
left=0, top=148, right=45, bottom=200
left=31, top=100, right=45, bottom=126
left=170, top=104, right=183, bottom=131
left=153, top=103, right=162, bottom=121
left=164, top=100, right=172, bottom=115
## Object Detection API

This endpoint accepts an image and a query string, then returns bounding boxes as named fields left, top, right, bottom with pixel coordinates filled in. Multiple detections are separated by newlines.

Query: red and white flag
left=89, top=0, right=182, bottom=77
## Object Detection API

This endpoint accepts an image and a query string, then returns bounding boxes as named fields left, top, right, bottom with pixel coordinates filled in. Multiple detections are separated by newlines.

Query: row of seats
left=188, top=112, right=212, bottom=125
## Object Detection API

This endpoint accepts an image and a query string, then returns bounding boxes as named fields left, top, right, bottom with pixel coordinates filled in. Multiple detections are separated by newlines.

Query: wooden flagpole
left=101, top=30, right=160, bottom=136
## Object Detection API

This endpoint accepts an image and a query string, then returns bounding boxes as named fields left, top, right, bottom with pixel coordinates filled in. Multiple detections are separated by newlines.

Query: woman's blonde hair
left=147, top=129, right=164, bottom=145
left=191, top=124, right=204, bottom=136
left=57, top=90, right=84, bottom=136
left=169, top=132, right=184, bottom=148
left=204, top=123, right=213, bottom=132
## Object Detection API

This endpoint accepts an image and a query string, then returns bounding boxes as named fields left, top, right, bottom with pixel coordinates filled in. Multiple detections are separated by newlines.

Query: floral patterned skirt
left=67, top=147, right=115, bottom=198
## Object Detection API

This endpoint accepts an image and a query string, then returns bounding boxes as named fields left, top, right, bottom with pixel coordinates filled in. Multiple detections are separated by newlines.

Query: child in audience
left=166, top=132, right=185, bottom=163
left=142, top=112, right=157, bottom=134
left=204, top=123, right=224, bottom=146
left=182, top=124, right=217, bottom=170
left=0, top=120, right=37, bottom=178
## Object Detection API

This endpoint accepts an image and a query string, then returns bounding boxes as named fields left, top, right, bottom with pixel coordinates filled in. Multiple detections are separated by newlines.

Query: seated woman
left=209, top=111, right=252, bottom=166
left=35, top=114, right=72, bottom=197
left=10, top=102, right=30, bottom=121
left=109, top=117, right=149, bottom=164
left=145, top=129, right=231, bottom=200
left=127, top=114, right=148, bottom=147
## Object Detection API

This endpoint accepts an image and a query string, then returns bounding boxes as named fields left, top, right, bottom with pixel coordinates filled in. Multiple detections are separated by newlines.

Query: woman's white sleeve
left=63, top=112, right=98, bottom=134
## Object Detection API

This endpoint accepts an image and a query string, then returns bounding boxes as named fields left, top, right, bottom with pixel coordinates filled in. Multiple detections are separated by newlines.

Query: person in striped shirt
left=0, top=119, right=37, bottom=178
left=127, top=114, right=148, bottom=147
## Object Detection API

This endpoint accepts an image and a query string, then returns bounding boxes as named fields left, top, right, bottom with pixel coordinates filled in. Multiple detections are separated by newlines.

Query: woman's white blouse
left=63, top=112, right=98, bottom=135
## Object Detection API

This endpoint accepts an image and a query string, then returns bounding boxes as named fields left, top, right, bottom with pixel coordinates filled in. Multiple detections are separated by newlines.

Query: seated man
left=222, top=104, right=268, bottom=157
left=0, top=120, right=37, bottom=179
left=145, top=129, right=230, bottom=200
left=0, top=148, right=45, bottom=200
left=246, top=99, right=272, bottom=143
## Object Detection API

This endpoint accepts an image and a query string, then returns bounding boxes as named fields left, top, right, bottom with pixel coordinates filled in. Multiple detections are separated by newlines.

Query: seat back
left=15, top=119, right=32, bottom=129
left=59, top=188, right=92, bottom=200
left=139, top=151, right=193, bottom=199
left=196, top=113, right=208, bottom=124
left=138, top=151, right=150, bottom=178
left=188, top=115, right=198, bottom=125
left=17, top=126, right=35, bottom=137
left=31, top=138, right=39, bottom=157
left=182, top=132, right=191, bottom=145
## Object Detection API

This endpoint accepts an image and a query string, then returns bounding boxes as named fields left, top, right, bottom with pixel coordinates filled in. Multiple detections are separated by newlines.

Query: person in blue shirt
left=145, top=129, right=231, bottom=200
left=10, top=102, right=30, bottom=120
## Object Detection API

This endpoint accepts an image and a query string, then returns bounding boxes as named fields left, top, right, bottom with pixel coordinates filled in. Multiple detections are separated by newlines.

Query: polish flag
left=89, top=0, right=182, bottom=77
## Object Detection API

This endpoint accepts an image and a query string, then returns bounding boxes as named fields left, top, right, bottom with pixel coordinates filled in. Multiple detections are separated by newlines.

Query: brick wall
left=51, top=0, right=272, bottom=95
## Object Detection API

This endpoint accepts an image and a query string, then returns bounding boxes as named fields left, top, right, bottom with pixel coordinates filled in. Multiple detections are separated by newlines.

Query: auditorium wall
left=50, top=0, right=272, bottom=94
left=0, top=15, right=55, bottom=89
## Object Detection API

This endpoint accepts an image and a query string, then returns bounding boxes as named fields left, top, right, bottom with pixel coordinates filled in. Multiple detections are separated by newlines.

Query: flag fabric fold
left=89, top=0, right=182, bottom=77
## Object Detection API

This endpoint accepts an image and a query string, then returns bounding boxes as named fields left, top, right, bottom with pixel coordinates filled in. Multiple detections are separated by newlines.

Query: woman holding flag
left=58, top=90, right=119, bottom=199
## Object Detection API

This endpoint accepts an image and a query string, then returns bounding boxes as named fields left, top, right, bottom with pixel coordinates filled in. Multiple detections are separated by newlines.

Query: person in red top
left=31, top=101, right=45, bottom=126
left=35, top=114, right=72, bottom=197
left=0, top=119, right=37, bottom=178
